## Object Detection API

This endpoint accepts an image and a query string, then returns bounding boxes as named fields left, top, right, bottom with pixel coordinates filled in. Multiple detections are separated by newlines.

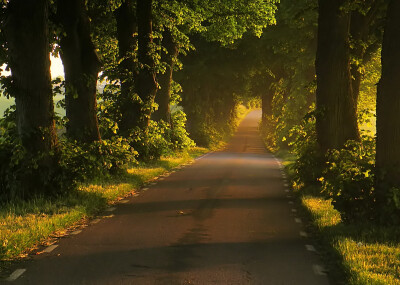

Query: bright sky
left=1, top=55, right=65, bottom=79
left=50, top=55, right=65, bottom=78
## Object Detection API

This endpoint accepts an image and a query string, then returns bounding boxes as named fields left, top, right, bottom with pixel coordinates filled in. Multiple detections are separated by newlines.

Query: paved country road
left=4, top=110, right=330, bottom=285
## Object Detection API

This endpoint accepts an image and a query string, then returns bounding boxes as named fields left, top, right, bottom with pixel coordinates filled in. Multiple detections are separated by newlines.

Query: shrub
left=320, top=137, right=376, bottom=222
left=288, top=112, right=324, bottom=194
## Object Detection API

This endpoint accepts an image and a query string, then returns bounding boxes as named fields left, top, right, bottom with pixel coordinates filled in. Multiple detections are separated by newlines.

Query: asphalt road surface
left=5, top=110, right=330, bottom=285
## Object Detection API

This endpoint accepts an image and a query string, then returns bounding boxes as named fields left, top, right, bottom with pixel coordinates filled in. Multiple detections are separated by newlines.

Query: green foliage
left=60, top=137, right=137, bottom=182
left=130, top=111, right=195, bottom=161
left=287, top=111, right=323, bottom=194
left=320, top=137, right=376, bottom=222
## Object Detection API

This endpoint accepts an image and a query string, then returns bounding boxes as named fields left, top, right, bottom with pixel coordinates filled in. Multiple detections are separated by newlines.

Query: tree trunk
left=4, top=0, right=58, bottom=153
left=135, top=0, right=157, bottom=129
left=4, top=0, right=60, bottom=197
left=261, top=78, right=274, bottom=126
left=115, top=0, right=138, bottom=134
left=153, top=29, right=178, bottom=124
left=315, top=0, right=360, bottom=151
left=57, top=0, right=101, bottom=143
left=375, top=0, right=400, bottom=213
left=350, top=6, right=381, bottom=112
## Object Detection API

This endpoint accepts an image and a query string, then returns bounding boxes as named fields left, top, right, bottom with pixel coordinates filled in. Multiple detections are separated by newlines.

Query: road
left=5, top=110, right=330, bottom=285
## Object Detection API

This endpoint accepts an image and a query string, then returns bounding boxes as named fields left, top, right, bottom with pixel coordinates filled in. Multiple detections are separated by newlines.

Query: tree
left=315, top=0, right=360, bottom=151
left=349, top=1, right=385, bottom=111
left=375, top=0, right=400, bottom=217
left=56, top=0, right=102, bottom=143
left=114, top=0, right=138, bottom=134
left=3, top=0, right=60, bottom=196
left=152, top=28, right=178, bottom=124
left=4, top=0, right=58, bottom=153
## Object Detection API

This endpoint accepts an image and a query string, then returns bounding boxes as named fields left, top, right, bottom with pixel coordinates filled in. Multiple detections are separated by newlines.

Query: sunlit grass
left=301, top=195, right=400, bottom=285
left=0, top=147, right=208, bottom=272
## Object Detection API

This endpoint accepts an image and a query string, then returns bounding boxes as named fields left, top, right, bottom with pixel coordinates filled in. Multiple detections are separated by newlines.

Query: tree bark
left=315, top=0, right=360, bottom=151
left=261, top=78, right=274, bottom=126
left=135, top=0, right=157, bottom=129
left=350, top=5, right=381, bottom=111
left=153, top=29, right=178, bottom=124
left=57, top=0, right=101, bottom=143
left=375, top=0, right=400, bottom=211
left=115, top=0, right=139, bottom=134
left=4, top=0, right=58, bottom=153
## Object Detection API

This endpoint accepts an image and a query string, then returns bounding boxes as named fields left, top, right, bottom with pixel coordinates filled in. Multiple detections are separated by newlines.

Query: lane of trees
left=257, top=0, right=400, bottom=223
left=0, top=1, right=278, bottom=199
left=1, top=0, right=400, bottom=224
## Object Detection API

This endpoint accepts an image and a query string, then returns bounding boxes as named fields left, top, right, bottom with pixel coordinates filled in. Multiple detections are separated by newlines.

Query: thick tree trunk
left=135, top=0, right=157, bottom=129
left=57, top=0, right=101, bottom=143
left=4, top=0, right=60, bottom=197
left=153, top=29, right=178, bottom=124
left=115, top=0, right=139, bottom=134
left=375, top=0, right=400, bottom=212
left=4, top=0, right=58, bottom=153
left=315, top=0, right=360, bottom=151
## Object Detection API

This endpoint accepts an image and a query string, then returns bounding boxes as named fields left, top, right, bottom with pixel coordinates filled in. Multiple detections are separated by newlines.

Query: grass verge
left=277, top=152, right=400, bottom=285
left=0, top=147, right=208, bottom=275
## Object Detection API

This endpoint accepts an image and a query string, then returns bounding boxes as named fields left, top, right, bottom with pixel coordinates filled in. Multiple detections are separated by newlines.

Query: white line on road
left=284, top=183, right=289, bottom=187
left=6, top=269, right=26, bottom=281
left=295, top=218, right=302, bottom=224
left=43, top=245, right=58, bottom=253
left=91, top=219, right=101, bottom=224
left=142, top=187, right=149, bottom=191
left=119, top=200, right=129, bottom=204
left=158, top=177, right=165, bottom=181
left=105, top=207, right=116, bottom=212
left=313, top=264, right=327, bottom=276
left=284, top=189, right=289, bottom=193
left=196, top=152, right=213, bottom=160
left=300, top=231, right=308, bottom=237
left=306, top=244, right=316, bottom=252
left=291, top=208, right=297, bottom=213
left=71, top=230, right=82, bottom=235
left=288, top=201, right=294, bottom=204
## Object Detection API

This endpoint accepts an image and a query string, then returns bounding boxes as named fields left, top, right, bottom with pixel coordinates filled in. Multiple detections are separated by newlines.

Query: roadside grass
left=278, top=152, right=400, bottom=285
left=0, top=147, right=208, bottom=274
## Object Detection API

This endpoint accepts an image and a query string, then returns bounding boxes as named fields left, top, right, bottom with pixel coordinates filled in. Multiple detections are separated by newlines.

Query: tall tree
left=152, top=28, right=178, bottom=124
left=349, top=1, right=385, bottom=111
left=375, top=0, right=400, bottom=215
left=4, top=0, right=61, bottom=196
left=56, top=0, right=102, bottom=143
left=4, top=0, right=58, bottom=153
left=315, top=0, right=360, bottom=151
left=114, top=0, right=138, bottom=134
left=135, top=0, right=157, bottom=129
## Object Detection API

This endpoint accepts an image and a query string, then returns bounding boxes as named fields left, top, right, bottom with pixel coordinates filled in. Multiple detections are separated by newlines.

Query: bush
left=288, top=112, right=324, bottom=194
left=60, top=137, right=138, bottom=182
left=130, top=111, right=195, bottom=161
left=320, top=137, right=376, bottom=222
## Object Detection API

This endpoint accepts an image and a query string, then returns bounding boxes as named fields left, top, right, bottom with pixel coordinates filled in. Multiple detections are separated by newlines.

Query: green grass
left=301, top=196, right=400, bottom=285
left=277, top=152, right=400, bottom=285
left=0, top=147, right=208, bottom=274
